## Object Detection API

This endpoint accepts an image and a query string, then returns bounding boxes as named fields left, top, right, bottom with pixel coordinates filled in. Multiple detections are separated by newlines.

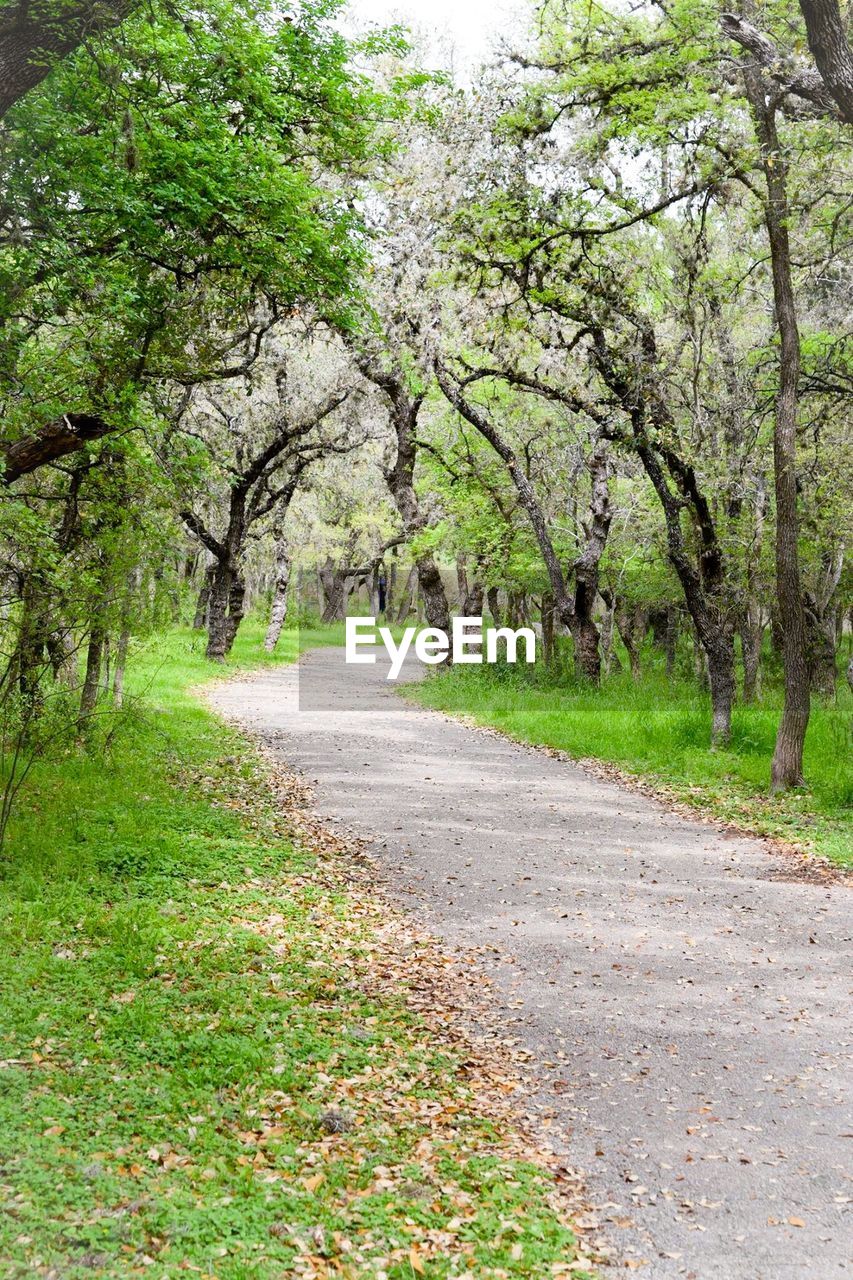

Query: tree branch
left=2, top=412, right=112, bottom=483
left=720, top=10, right=844, bottom=118
left=798, top=0, right=853, bottom=123
left=180, top=509, right=225, bottom=561
left=0, top=0, right=138, bottom=120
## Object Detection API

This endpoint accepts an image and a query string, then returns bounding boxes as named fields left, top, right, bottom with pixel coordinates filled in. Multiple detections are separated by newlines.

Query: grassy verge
left=403, top=662, right=852, bottom=868
left=0, top=625, right=589, bottom=1279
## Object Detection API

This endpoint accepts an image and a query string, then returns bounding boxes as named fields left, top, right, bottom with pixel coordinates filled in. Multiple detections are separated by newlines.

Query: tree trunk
left=741, top=475, right=767, bottom=703
left=385, top=561, right=396, bottom=618
left=112, top=565, right=141, bottom=706
left=374, top=565, right=388, bottom=616
left=744, top=69, right=810, bottom=788
left=351, top=352, right=450, bottom=639
left=15, top=575, right=48, bottom=705
left=600, top=594, right=616, bottom=676
left=225, top=573, right=245, bottom=652
left=487, top=586, right=503, bottom=626
left=693, top=629, right=709, bottom=689
left=206, top=564, right=233, bottom=662
left=573, top=617, right=601, bottom=682
left=101, top=634, right=111, bottom=693
left=798, top=0, right=853, bottom=123
left=194, top=564, right=215, bottom=630
left=806, top=594, right=838, bottom=698
left=740, top=603, right=763, bottom=703
left=319, top=530, right=359, bottom=624
left=591, top=326, right=736, bottom=744
left=395, top=567, right=417, bottom=623
left=599, top=587, right=618, bottom=675
left=456, top=557, right=469, bottom=607
left=707, top=638, right=736, bottom=749
left=46, top=628, right=78, bottom=688
left=541, top=594, right=556, bottom=667
left=568, top=444, right=612, bottom=683
left=663, top=608, right=679, bottom=678
left=648, top=608, right=669, bottom=650
left=805, top=544, right=844, bottom=697
left=78, top=627, right=104, bottom=725
left=414, top=556, right=450, bottom=632
left=462, top=579, right=485, bottom=617
left=386, top=398, right=450, bottom=635
left=264, top=536, right=291, bottom=652
left=437, top=367, right=611, bottom=682
left=113, top=628, right=129, bottom=708
left=320, top=559, right=351, bottom=624
left=616, top=607, right=643, bottom=679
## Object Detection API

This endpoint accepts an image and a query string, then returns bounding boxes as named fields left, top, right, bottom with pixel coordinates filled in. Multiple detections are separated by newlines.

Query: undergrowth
left=0, top=625, right=588, bottom=1279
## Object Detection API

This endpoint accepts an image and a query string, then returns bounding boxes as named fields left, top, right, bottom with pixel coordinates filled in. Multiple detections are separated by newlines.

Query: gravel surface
left=208, top=647, right=852, bottom=1280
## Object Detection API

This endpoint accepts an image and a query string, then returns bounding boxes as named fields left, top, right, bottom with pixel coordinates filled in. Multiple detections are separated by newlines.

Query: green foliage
left=0, top=0, right=387, bottom=444
left=0, top=625, right=585, bottom=1278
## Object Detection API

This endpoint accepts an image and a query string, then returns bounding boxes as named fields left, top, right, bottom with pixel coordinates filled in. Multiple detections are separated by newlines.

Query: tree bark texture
left=386, top=395, right=450, bottom=635
left=740, top=602, right=763, bottom=703
left=798, top=0, right=853, bottom=122
left=395, top=567, right=417, bottom=623
left=193, top=564, right=215, bottom=630
left=264, top=533, right=291, bottom=652
left=0, top=1, right=136, bottom=119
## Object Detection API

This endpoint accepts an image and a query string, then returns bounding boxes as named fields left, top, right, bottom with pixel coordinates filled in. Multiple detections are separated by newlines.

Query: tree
left=719, top=3, right=853, bottom=124
left=264, top=527, right=293, bottom=653
left=736, top=62, right=811, bottom=784
left=0, top=0, right=137, bottom=118
left=718, top=6, right=850, bottom=782
left=351, top=344, right=451, bottom=634
left=171, top=329, right=361, bottom=659
left=472, top=0, right=849, bottom=765
left=0, top=0, right=389, bottom=480
left=435, top=363, right=613, bottom=683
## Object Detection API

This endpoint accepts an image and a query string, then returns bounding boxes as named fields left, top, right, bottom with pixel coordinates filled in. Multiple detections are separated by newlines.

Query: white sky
left=343, top=0, right=528, bottom=77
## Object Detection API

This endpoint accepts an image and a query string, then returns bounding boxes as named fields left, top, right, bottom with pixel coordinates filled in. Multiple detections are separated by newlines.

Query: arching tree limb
left=2, top=413, right=112, bottom=483
left=0, top=0, right=138, bottom=120
left=720, top=9, right=848, bottom=119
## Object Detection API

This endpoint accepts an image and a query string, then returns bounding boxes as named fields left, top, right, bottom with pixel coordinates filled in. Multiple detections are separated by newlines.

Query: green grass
left=0, top=622, right=587, bottom=1280
left=403, top=656, right=853, bottom=868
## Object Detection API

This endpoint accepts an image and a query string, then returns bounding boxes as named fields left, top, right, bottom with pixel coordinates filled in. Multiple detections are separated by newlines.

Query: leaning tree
left=169, top=329, right=364, bottom=660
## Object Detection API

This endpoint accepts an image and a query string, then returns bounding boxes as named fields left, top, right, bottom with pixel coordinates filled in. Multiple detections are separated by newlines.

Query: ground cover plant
left=0, top=627, right=590, bottom=1279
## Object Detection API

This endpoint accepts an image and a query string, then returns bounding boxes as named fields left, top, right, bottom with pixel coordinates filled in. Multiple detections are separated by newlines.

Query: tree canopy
left=0, top=0, right=850, bottom=815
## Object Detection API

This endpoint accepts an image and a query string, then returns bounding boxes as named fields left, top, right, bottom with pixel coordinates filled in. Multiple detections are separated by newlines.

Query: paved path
left=209, top=648, right=852, bottom=1279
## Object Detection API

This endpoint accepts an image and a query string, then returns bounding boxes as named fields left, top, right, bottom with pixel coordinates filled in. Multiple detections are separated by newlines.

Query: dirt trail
left=208, top=647, right=852, bottom=1280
